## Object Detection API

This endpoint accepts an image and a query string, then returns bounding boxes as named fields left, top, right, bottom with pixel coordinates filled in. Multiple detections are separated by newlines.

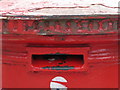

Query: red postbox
left=0, top=0, right=119, bottom=89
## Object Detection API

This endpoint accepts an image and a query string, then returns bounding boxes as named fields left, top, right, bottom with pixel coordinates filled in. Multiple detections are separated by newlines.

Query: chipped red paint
left=2, top=17, right=118, bottom=35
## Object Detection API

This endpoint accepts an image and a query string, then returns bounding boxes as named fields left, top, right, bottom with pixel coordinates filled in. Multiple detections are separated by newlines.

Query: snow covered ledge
left=0, top=0, right=119, bottom=16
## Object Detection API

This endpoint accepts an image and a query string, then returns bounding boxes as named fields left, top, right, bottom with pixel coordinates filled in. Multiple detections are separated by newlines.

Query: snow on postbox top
left=0, top=0, right=119, bottom=17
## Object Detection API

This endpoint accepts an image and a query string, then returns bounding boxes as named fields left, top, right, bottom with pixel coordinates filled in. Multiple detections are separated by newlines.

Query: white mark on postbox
left=50, top=76, right=67, bottom=90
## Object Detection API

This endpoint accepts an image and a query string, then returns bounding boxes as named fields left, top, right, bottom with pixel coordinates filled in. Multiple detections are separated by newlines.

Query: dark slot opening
left=32, top=54, right=84, bottom=70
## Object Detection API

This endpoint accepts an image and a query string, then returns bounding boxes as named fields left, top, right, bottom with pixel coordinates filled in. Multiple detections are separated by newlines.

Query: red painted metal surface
left=2, top=35, right=119, bottom=88
left=2, top=15, right=119, bottom=88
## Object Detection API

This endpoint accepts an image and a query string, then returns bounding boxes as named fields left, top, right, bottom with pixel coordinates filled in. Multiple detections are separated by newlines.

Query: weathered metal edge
left=0, top=14, right=119, bottom=20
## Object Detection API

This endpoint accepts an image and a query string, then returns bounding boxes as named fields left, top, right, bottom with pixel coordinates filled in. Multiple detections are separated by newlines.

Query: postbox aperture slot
left=32, top=54, right=84, bottom=70
left=27, top=47, right=89, bottom=71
